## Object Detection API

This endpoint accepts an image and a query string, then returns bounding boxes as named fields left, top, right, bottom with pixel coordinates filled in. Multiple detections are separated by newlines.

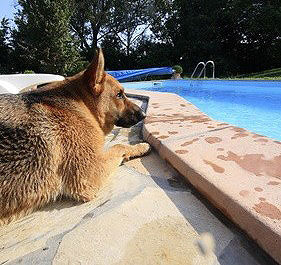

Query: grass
left=234, top=67, right=281, bottom=80
left=182, top=67, right=281, bottom=80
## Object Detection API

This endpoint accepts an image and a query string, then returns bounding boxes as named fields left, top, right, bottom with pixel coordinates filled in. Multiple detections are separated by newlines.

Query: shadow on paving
left=137, top=146, right=279, bottom=265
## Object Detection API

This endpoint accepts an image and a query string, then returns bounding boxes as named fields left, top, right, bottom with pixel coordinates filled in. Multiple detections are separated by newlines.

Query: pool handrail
left=191, top=62, right=206, bottom=78
left=205, top=60, right=215, bottom=79
left=191, top=61, right=215, bottom=79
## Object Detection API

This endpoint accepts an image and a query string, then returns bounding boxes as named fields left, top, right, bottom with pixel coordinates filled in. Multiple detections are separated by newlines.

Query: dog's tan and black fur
left=0, top=49, right=150, bottom=225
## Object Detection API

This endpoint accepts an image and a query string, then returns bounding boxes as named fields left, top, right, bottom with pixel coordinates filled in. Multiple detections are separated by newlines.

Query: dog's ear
left=84, top=48, right=105, bottom=96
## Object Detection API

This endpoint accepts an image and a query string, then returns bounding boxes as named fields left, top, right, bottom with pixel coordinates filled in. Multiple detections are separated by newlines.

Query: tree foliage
left=218, top=0, right=281, bottom=74
left=70, top=0, right=118, bottom=60
left=150, top=0, right=281, bottom=76
left=71, top=0, right=162, bottom=61
left=0, top=18, right=12, bottom=73
left=12, top=0, right=83, bottom=75
left=0, top=0, right=281, bottom=76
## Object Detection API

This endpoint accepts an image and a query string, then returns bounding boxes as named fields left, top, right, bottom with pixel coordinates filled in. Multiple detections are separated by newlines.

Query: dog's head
left=83, top=49, right=146, bottom=134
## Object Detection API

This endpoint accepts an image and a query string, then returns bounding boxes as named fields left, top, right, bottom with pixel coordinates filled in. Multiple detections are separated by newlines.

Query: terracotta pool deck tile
left=128, top=89, right=281, bottom=264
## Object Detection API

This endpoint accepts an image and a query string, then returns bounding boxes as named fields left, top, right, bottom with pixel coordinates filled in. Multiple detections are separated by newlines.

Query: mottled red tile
left=267, top=181, right=280, bottom=186
left=217, top=151, right=281, bottom=179
left=181, top=138, right=199, bottom=147
left=205, top=137, right=222, bottom=144
left=203, top=160, right=225, bottom=173
left=239, top=190, right=250, bottom=197
left=231, top=133, right=248, bottom=139
left=253, top=202, right=281, bottom=220
left=254, top=138, right=269, bottom=143
left=168, top=131, right=178, bottom=135
left=175, top=150, right=189, bottom=154
left=158, top=135, right=169, bottom=139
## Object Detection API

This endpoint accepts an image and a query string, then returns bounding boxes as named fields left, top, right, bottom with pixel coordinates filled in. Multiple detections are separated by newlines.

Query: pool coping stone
left=127, top=89, right=281, bottom=265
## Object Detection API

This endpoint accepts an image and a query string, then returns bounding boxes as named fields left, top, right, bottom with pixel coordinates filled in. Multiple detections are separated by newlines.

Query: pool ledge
left=129, top=89, right=281, bottom=264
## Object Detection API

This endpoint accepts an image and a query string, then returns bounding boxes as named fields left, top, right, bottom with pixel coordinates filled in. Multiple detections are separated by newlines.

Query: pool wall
left=128, top=88, right=281, bottom=264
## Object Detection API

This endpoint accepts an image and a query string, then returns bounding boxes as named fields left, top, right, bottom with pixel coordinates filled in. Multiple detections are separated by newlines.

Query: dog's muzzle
left=115, top=105, right=146, bottom=128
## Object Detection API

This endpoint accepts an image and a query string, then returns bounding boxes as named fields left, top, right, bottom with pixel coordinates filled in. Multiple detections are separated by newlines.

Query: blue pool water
left=123, top=79, right=281, bottom=141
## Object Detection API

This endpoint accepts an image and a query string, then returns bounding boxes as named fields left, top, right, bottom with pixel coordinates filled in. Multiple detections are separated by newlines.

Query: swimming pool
left=122, top=79, right=281, bottom=141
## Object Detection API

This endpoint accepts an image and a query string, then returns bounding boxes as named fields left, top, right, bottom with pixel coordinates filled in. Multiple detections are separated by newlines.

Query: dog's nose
left=137, top=109, right=146, bottom=121
left=138, top=110, right=146, bottom=120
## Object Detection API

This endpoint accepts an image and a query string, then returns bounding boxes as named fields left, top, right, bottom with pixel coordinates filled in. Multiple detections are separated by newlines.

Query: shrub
left=172, top=65, right=183, bottom=74
left=24, top=70, right=35, bottom=74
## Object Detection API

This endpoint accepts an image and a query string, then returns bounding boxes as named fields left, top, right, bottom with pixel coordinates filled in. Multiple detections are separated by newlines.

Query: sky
left=0, top=0, right=18, bottom=20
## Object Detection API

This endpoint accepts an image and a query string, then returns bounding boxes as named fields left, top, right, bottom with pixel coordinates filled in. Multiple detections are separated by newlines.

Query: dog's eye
left=116, top=91, right=124, bottom=99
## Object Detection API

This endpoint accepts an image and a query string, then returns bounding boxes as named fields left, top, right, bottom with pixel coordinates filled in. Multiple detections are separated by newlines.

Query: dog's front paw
left=135, top=143, right=151, bottom=156
left=124, top=143, right=151, bottom=161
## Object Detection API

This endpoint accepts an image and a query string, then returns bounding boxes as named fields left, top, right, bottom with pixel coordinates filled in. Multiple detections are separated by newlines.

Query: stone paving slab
left=3, top=166, right=214, bottom=265
left=126, top=89, right=281, bottom=264
left=52, top=168, right=203, bottom=265
left=0, top=156, right=218, bottom=265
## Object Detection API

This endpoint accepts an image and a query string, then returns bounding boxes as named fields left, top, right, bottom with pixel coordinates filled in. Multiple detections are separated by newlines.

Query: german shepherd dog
left=0, top=49, right=150, bottom=225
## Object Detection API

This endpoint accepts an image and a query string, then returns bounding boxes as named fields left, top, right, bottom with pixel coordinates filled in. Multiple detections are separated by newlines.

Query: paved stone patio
left=0, top=97, right=278, bottom=265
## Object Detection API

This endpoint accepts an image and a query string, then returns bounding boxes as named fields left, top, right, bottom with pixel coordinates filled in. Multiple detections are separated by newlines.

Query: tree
left=0, top=18, right=12, bottom=74
left=1, top=0, right=280, bottom=77
left=218, top=0, right=281, bottom=74
left=110, top=0, right=154, bottom=56
left=70, top=0, right=167, bottom=61
left=101, top=34, right=125, bottom=70
left=12, top=0, right=83, bottom=75
left=150, top=0, right=281, bottom=76
left=154, top=0, right=228, bottom=75
left=70, top=0, right=122, bottom=60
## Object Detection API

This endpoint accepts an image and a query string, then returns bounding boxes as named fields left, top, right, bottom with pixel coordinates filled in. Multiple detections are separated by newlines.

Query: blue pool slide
left=107, top=67, right=173, bottom=81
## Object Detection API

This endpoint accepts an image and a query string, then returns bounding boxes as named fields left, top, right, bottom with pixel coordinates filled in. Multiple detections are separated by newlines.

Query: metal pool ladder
left=191, top=60, right=215, bottom=79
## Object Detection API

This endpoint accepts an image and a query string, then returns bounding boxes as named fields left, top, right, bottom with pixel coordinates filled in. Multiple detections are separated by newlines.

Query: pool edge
left=129, top=89, right=281, bottom=264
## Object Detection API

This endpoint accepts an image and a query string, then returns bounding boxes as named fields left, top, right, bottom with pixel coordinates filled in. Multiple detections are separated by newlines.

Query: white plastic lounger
left=0, top=74, right=65, bottom=94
